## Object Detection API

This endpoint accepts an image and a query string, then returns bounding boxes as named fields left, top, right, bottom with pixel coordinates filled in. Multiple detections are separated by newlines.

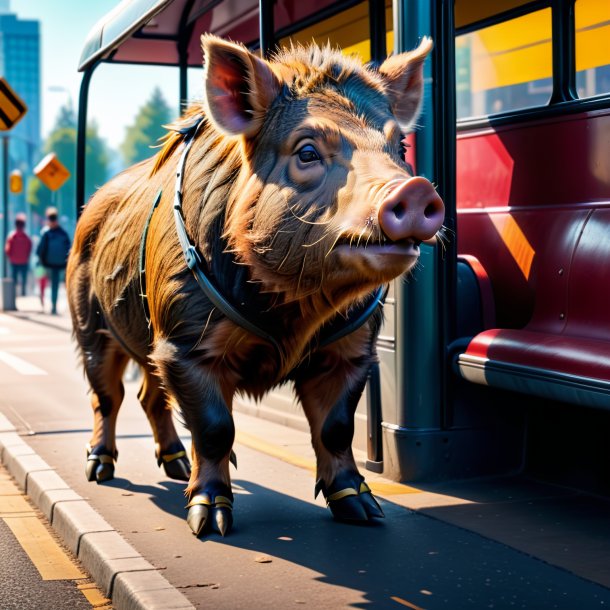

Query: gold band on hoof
left=86, top=444, right=116, bottom=464
left=186, top=494, right=212, bottom=508
left=186, top=494, right=233, bottom=510
left=327, top=487, right=358, bottom=502
left=160, top=450, right=187, bottom=463
left=214, top=496, right=233, bottom=510
left=327, top=481, right=372, bottom=503
left=87, top=454, right=114, bottom=465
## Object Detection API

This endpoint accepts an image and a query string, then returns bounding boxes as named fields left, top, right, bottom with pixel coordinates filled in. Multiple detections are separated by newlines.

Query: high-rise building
left=0, top=0, right=40, bottom=203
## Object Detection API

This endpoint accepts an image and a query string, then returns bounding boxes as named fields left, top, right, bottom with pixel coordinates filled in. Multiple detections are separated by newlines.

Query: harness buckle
left=185, top=245, right=202, bottom=270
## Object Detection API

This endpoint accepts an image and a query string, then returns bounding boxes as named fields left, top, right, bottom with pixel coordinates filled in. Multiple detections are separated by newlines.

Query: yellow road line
left=77, top=582, right=111, bottom=607
left=0, top=479, right=22, bottom=495
left=1, top=468, right=106, bottom=607
left=235, top=430, right=421, bottom=495
left=0, top=494, right=34, bottom=514
left=368, top=481, right=421, bottom=495
left=3, top=515, right=85, bottom=580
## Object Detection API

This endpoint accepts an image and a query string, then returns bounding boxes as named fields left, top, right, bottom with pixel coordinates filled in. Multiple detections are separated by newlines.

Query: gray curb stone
left=52, top=499, right=118, bottom=555
left=0, top=413, right=15, bottom=432
left=113, top=570, right=194, bottom=610
left=25, top=468, right=70, bottom=505
left=40, top=488, right=83, bottom=521
left=9, top=452, right=52, bottom=489
left=0, top=419, right=195, bottom=610
left=79, top=531, right=155, bottom=596
left=0, top=430, right=31, bottom=461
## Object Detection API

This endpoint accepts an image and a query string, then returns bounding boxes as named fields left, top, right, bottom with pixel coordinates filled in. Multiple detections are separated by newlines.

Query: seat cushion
left=462, top=329, right=610, bottom=382
left=456, top=329, right=610, bottom=410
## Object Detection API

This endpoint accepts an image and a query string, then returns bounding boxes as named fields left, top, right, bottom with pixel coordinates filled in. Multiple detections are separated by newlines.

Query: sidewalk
left=0, top=412, right=194, bottom=610
left=5, top=293, right=73, bottom=333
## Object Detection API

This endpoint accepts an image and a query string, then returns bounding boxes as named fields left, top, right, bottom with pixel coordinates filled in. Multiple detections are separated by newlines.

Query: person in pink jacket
left=4, top=213, right=32, bottom=296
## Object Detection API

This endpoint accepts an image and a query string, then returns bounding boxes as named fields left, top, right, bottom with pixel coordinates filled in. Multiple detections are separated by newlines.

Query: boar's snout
left=378, top=176, right=444, bottom=243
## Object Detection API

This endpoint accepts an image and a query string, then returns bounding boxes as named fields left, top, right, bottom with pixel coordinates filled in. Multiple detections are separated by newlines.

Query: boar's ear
left=378, top=37, right=433, bottom=131
left=201, top=35, right=281, bottom=137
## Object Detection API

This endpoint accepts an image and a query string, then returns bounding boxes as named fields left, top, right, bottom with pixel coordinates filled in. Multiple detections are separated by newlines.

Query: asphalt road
left=2, top=304, right=610, bottom=609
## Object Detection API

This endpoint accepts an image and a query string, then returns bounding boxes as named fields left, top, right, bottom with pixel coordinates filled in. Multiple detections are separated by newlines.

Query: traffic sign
left=9, top=169, right=22, bottom=193
left=0, top=78, right=27, bottom=131
left=33, top=153, right=70, bottom=191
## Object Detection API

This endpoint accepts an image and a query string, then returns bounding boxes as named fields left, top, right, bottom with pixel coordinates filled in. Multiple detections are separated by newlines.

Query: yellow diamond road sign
left=0, top=77, right=27, bottom=131
left=34, top=153, right=70, bottom=191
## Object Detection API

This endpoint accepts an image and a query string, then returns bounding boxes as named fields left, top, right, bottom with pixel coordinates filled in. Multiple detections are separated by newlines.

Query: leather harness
left=139, top=118, right=387, bottom=357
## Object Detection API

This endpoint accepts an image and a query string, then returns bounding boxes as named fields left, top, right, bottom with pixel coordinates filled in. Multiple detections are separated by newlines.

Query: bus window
left=575, top=0, right=610, bottom=98
left=456, top=8, right=552, bottom=119
left=279, top=1, right=393, bottom=63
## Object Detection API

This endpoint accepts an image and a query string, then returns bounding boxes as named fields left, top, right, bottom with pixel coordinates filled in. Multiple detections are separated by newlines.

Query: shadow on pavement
left=105, top=475, right=610, bottom=610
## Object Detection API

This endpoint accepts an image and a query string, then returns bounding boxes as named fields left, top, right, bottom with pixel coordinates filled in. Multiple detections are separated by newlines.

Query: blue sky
left=11, top=0, right=203, bottom=150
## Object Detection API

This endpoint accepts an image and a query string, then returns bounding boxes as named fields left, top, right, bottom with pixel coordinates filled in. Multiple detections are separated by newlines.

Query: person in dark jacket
left=4, top=213, right=32, bottom=297
left=36, top=207, right=71, bottom=315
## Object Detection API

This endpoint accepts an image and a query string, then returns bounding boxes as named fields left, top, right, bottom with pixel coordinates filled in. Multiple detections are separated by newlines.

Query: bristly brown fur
left=151, top=106, right=207, bottom=176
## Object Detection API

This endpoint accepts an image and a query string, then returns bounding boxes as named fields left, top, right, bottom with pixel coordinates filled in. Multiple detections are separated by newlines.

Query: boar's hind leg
left=294, top=356, right=384, bottom=523
left=151, top=340, right=235, bottom=537
left=82, top=337, right=130, bottom=483
left=138, top=368, right=191, bottom=481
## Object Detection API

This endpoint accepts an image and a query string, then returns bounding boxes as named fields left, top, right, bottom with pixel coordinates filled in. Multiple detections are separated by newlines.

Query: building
left=0, top=0, right=40, bottom=211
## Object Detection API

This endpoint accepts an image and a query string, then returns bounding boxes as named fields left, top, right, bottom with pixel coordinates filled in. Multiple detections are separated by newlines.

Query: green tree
left=29, top=101, right=110, bottom=229
left=85, top=120, right=110, bottom=197
left=120, top=87, right=172, bottom=166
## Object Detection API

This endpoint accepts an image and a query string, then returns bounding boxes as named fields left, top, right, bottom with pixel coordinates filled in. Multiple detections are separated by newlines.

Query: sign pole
left=2, top=135, right=8, bottom=278
left=1, top=134, right=15, bottom=310
left=0, top=77, right=27, bottom=311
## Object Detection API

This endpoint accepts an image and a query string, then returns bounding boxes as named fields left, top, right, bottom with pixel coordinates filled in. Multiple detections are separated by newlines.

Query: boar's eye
left=297, top=144, right=321, bottom=164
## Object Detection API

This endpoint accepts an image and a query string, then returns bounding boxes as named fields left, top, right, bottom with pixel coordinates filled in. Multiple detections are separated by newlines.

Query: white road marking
left=7, top=346, right=73, bottom=354
left=0, top=327, right=10, bottom=335
left=0, top=351, right=47, bottom=376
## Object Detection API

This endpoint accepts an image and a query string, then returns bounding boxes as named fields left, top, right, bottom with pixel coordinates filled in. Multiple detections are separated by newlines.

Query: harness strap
left=139, top=189, right=163, bottom=327
left=156, top=117, right=386, bottom=356
left=318, top=284, right=387, bottom=349
left=172, top=121, right=286, bottom=357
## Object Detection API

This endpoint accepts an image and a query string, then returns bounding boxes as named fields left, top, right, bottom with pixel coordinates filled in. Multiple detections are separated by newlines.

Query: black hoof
left=318, top=472, right=384, bottom=523
left=186, top=482, right=234, bottom=538
left=156, top=447, right=191, bottom=482
left=85, top=446, right=116, bottom=483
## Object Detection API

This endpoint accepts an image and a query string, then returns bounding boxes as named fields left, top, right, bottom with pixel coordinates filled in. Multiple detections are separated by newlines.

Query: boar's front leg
left=293, top=343, right=384, bottom=523
left=152, top=339, right=235, bottom=537
left=137, top=367, right=191, bottom=482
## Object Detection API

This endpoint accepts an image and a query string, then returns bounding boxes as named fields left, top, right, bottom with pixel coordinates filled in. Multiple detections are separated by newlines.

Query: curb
left=0, top=412, right=195, bottom=610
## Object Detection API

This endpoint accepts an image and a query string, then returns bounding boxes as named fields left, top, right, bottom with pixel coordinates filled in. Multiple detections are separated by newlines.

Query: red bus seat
left=455, top=208, right=610, bottom=410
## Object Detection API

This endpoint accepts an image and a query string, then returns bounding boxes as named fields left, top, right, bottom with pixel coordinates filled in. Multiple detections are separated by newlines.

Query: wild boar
left=66, top=34, right=444, bottom=537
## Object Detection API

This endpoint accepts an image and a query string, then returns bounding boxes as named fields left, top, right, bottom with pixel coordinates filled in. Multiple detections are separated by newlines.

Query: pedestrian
left=36, top=207, right=71, bottom=315
left=4, top=212, right=32, bottom=297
